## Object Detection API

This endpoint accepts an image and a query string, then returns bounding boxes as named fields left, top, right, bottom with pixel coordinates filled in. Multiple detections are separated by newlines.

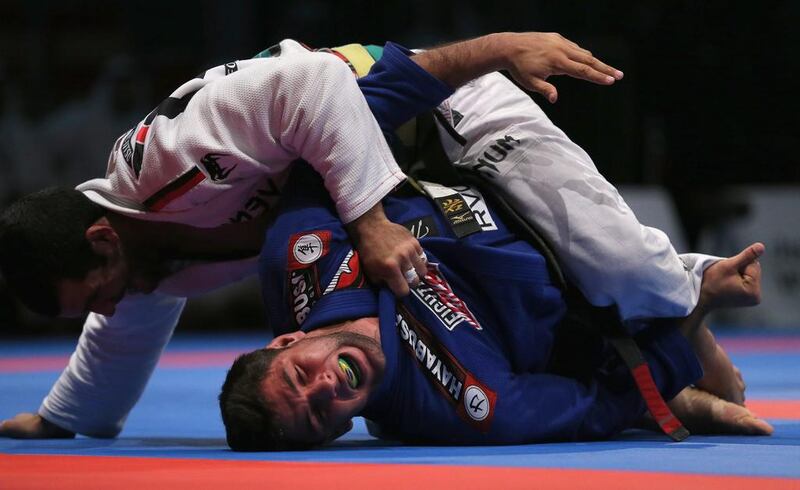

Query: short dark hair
left=219, top=347, right=304, bottom=451
left=0, top=187, right=106, bottom=316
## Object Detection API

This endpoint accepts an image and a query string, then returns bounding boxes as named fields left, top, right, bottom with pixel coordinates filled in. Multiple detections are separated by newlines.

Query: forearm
left=411, top=33, right=510, bottom=89
left=40, top=294, right=185, bottom=436
left=411, top=31, right=623, bottom=102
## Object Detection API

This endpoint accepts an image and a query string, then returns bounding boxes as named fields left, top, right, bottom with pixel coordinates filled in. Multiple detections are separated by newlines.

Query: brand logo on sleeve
left=396, top=305, right=496, bottom=432
left=449, top=186, right=497, bottom=231
left=402, top=216, right=440, bottom=239
left=323, top=249, right=366, bottom=294
left=288, top=231, right=331, bottom=270
left=468, top=134, right=522, bottom=178
left=200, top=152, right=237, bottom=182
left=464, top=385, right=490, bottom=421
left=288, top=267, right=320, bottom=326
left=224, top=61, right=239, bottom=75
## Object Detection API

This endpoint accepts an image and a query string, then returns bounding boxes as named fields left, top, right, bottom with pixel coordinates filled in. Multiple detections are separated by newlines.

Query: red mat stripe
left=1, top=455, right=798, bottom=490
left=745, top=400, right=800, bottom=419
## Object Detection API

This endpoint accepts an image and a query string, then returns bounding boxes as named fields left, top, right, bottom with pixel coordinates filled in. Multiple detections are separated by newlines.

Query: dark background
left=1, top=0, right=798, bottom=335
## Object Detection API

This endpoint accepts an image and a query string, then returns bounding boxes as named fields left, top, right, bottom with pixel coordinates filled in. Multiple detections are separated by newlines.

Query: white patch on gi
left=293, top=233, right=324, bottom=264
left=464, top=385, right=490, bottom=421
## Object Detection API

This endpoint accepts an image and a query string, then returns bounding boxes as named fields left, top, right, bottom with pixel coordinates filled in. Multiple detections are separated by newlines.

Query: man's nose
left=307, top=370, right=337, bottom=402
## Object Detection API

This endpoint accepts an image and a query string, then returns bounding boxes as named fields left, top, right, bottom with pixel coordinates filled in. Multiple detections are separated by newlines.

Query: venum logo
left=200, top=153, right=237, bottom=182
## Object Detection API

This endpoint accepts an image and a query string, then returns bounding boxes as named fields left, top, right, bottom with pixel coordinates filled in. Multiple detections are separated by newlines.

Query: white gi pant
left=434, top=73, right=718, bottom=321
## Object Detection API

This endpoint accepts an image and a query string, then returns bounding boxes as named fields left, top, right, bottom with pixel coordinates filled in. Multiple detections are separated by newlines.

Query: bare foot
left=668, top=387, right=773, bottom=435
left=693, top=329, right=746, bottom=405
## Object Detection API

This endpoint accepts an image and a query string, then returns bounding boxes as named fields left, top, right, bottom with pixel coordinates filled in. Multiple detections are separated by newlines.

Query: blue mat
left=1, top=331, right=798, bottom=480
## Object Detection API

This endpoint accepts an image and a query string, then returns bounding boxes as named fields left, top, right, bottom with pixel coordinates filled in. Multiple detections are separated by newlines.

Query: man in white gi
left=0, top=32, right=630, bottom=439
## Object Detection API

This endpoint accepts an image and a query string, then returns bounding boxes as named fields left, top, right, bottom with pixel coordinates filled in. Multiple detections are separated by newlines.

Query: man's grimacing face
left=261, top=330, right=386, bottom=446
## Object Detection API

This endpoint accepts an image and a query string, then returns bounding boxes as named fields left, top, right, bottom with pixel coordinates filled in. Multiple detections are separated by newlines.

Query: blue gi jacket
left=259, top=161, right=701, bottom=445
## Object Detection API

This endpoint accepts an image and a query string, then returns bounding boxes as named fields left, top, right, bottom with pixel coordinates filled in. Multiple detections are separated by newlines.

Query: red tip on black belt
left=609, top=336, right=690, bottom=442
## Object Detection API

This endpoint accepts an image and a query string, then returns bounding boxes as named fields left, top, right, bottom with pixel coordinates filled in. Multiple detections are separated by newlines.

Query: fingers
left=567, top=51, right=624, bottom=81
left=736, top=414, right=775, bottom=436
left=386, top=269, right=411, bottom=297
left=414, top=251, right=429, bottom=281
left=561, top=58, right=617, bottom=85
left=528, top=78, right=558, bottom=103
left=0, top=413, right=37, bottom=438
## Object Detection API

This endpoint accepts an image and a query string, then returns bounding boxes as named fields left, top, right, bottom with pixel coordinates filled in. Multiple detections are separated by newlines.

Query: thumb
left=728, top=242, right=765, bottom=272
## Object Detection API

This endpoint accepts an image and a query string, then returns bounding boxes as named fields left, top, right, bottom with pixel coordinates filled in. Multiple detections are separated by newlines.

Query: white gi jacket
left=40, top=40, right=405, bottom=436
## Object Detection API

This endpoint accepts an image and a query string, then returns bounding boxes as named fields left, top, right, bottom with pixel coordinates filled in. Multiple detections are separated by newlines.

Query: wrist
left=485, top=32, right=517, bottom=72
left=345, top=203, right=389, bottom=244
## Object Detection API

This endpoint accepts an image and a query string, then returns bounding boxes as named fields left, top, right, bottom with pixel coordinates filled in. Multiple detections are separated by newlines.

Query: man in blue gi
left=218, top=159, right=771, bottom=450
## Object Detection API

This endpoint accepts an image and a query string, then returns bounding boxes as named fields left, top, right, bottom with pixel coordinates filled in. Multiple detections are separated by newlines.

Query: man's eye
left=295, top=365, right=307, bottom=385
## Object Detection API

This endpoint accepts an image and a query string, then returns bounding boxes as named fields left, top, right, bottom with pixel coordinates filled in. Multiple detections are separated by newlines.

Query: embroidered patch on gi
left=200, top=153, right=237, bottom=182
left=411, top=263, right=481, bottom=331
left=402, top=215, right=440, bottom=239
left=419, top=181, right=481, bottom=238
left=224, top=61, right=238, bottom=75
left=396, top=305, right=496, bottom=433
left=448, top=185, right=497, bottom=231
left=323, top=249, right=366, bottom=294
left=288, top=231, right=331, bottom=270
left=288, top=266, right=320, bottom=327
left=119, top=128, right=135, bottom=167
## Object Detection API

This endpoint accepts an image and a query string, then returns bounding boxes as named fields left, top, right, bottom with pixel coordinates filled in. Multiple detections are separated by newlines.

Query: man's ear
left=267, top=331, right=306, bottom=349
left=85, top=218, right=120, bottom=258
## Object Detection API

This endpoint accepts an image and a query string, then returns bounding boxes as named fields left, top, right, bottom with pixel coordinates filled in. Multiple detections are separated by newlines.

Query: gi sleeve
left=183, top=46, right=406, bottom=223
left=357, top=42, right=453, bottom=136
left=490, top=328, right=701, bottom=443
left=38, top=293, right=186, bottom=437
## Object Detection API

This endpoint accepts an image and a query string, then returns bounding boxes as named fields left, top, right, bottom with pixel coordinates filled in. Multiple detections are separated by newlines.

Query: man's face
left=54, top=220, right=161, bottom=318
left=55, top=260, right=130, bottom=318
left=261, top=331, right=386, bottom=446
